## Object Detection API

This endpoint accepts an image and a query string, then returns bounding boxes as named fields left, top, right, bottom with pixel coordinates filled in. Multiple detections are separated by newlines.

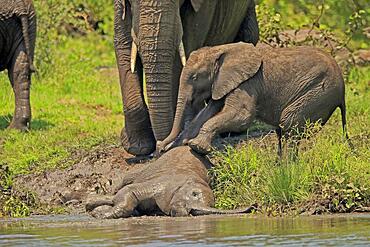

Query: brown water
left=0, top=214, right=369, bottom=246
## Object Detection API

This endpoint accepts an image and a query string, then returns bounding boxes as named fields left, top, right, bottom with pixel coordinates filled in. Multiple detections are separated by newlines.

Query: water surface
left=1, top=214, right=369, bottom=246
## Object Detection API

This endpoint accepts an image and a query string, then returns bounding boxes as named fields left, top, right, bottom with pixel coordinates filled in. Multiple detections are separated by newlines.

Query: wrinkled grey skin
left=158, top=43, right=348, bottom=154
left=115, top=0, right=259, bottom=156
left=86, top=146, right=254, bottom=219
left=0, top=0, right=36, bottom=130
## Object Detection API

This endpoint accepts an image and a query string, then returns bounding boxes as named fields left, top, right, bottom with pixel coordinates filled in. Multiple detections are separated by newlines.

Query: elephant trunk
left=138, top=1, right=184, bottom=141
left=190, top=205, right=257, bottom=216
left=157, top=69, right=192, bottom=151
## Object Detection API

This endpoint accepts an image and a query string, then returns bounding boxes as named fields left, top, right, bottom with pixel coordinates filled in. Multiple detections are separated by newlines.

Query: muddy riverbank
left=7, top=129, right=369, bottom=218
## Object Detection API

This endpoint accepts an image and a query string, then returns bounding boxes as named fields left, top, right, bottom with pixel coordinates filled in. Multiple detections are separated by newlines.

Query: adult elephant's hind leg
left=8, top=46, right=31, bottom=131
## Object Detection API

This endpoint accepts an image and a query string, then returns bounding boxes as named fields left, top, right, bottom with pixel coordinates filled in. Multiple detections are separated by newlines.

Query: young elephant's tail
left=339, top=101, right=354, bottom=150
left=20, top=15, right=36, bottom=73
left=339, top=102, right=348, bottom=140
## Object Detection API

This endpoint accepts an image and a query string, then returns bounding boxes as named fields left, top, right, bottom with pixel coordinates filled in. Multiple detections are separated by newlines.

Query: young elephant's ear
left=212, top=43, right=262, bottom=100
left=190, top=0, right=204, bottom=12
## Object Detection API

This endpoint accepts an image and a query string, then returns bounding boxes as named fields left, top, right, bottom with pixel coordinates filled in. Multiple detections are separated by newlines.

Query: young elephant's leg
left=90, top=185, right=140, bottom=219
left=94, top=183, right=156, bottom=219
left=189, top=89, right=256, bottom=154
left=172, top=99, right=224, bottom=148
left=8, top=46, right=31, bottom=131
left=279, top=88, right=339, bottom=159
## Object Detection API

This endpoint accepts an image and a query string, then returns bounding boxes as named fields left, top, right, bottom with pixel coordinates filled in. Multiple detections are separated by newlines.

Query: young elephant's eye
left=192, top=74, right=198, bottom=81
left=192, top=191, right=200, bottom=197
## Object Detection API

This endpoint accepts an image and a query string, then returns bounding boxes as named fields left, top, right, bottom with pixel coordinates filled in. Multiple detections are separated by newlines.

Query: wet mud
left=13, top=145, right=146, bottom=214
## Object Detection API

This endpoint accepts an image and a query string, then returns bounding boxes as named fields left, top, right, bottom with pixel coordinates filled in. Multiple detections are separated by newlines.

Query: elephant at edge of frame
left=114, top=0, right=259, bottom=156
left=0, top=0, right=37, bottom=130
left=157, top=42, right=349, bottom=155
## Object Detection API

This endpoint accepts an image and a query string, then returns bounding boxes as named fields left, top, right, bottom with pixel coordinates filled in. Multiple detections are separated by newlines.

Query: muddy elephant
left=86, top=146, right=254, bottom=218
left=0, top=0, right=36, bottom=130
left=115, top=0, right=259, bottom=156
left=158, top=43, right=348, bottom=154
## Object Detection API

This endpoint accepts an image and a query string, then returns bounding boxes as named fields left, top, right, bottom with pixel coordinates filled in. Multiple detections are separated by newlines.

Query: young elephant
left=1, top=0, right=36, bottom=130
left=157, top=42, right=347, bottom=154
left=86, top=146, right=253, bottom=219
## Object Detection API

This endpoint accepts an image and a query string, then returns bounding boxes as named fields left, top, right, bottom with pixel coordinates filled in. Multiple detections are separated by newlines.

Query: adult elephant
left=114, top=0, right=259, bottom=156
left=0, top=0, right=36, bottom=130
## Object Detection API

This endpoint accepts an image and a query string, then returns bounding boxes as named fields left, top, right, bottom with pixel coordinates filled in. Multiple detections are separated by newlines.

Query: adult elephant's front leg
left=114, top=1, right=155, bottom=156
left=8, top=47, right=31, bottom=131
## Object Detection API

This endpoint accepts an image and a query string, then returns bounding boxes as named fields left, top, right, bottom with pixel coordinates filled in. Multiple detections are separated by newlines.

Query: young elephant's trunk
left=157, top=71, right=192, bottom=152
left=190, top=205, right=256, bottom=216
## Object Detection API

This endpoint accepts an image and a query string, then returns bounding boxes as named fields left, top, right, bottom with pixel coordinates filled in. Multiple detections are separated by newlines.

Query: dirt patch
left=13, top=145, right=147, bottom=215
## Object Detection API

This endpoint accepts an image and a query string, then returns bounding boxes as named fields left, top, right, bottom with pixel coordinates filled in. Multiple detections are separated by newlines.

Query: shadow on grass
left=0, top=115, right=55, bottom=131
left=0, top=114, right=12, bottom=130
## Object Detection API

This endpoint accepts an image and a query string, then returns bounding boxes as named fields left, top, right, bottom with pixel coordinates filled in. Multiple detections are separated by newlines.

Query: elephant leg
left=114, top=1, right=155, bottom=156
left=91, top=185, right=140, bottom=219
left=7, top=45, right=31, bottom=131
left=120, top=69, right=156, bottom=156
left=189, top=90, right=256, bottom=154
left=235, top=0, right=259, bottom=45
left=279, top=87, right=339, bottom=160
left=174, top=99, right=224, bottom=147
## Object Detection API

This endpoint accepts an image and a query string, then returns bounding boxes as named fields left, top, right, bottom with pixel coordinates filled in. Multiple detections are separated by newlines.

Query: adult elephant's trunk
left=190, top=205, right=256, bottom=216
left=138, top=1, right=184, bottom=141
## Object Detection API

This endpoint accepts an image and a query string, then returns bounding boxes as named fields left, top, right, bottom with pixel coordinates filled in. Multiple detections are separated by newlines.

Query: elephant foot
left=8, top=117, right=30, bottom=131
left=121, top=127, right=156, bottom=156
left=90, top=205, right=114, bottom=219
left=188, top=135, right=213, bottom=155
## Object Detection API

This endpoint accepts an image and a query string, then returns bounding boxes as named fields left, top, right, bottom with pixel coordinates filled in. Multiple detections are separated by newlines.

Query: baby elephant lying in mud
left=158, top=42, right=348, bottom=154
left=86, top=146, right=253, bottom=219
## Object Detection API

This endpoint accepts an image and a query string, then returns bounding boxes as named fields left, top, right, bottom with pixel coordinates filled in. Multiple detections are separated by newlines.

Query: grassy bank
left=1, top=1, right=369, bottom=217
left=0, top=35, right=122, bottom=175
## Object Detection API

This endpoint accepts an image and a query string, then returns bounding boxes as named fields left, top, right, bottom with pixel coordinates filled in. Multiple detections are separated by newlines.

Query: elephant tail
left=339, top=102, right=347, bottom=139
left=20, top=15, right=36, bottom=73
left=339, top=101, right=354, bottom=150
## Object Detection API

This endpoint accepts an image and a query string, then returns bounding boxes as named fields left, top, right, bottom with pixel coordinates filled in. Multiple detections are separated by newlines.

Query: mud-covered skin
left=115, top=0, right=259, bottom=156
left=86, top=146, right=253, bottom=219
left=159, top=43, right=348, bottom=155
left=0, top=0, right=36, bottom=130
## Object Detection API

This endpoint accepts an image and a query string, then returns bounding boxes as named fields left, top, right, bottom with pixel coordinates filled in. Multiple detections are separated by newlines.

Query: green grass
left=210, top=66, right=370, bottom=214
left=0, top=34, right=122, bottom=175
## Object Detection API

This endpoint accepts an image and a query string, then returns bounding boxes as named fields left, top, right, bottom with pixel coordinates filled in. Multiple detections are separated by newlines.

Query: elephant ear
left=190, top=0, right=204, bottom=12
left=212, top=43, right=262, bottom=100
